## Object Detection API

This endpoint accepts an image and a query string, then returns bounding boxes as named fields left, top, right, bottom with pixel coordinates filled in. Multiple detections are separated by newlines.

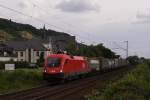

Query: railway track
left=0, top=75, right=99, bottom=100
left=0, top=66, right=132, bottom=100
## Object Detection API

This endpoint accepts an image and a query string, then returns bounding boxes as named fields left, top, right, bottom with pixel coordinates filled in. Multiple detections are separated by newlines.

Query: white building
left=0, top=40, right=50, bottom=63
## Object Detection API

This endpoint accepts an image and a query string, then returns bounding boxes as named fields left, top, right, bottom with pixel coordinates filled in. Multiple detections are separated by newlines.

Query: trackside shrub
left=87, top=62, right=150, bottom=100
left=0, top=68, right=43, bottom=94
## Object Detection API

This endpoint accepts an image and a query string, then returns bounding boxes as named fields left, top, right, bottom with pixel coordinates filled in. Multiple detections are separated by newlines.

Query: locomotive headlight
left=44, top=69, right=47, bottom=72
left=60, top=69, right=63, bottom=73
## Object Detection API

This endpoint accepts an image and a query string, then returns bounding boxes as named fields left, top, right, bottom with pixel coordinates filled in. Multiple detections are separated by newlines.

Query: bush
left=15, top=61, right=30, bottom=69
left=36, top=52, right=44, bottom=67
left=0, top=68, right=43, bottom=94
left=0, top=62, right=5, bottom=69
left=127, top=56, right=139, bottom=65
left=87, top=63, right=150, bottom=100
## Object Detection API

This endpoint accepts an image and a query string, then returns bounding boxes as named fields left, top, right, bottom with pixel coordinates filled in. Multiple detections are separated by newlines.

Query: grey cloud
left=136, top=13, right=150, bottom=19
left=134, top=12, right=150, bottom=24
left=55, top=0, right=100, bottom=13
left=18, top=1, right=27, bottom=8
left=133, top=20, right=150, bottom=24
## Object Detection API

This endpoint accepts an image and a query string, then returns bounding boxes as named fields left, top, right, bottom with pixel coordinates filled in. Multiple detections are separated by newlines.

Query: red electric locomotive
left=43, top=54, right=91, bottom=81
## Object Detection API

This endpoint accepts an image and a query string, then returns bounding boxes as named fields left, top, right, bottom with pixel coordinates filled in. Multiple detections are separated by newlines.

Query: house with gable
left=0, top=39, right=50, bottom=63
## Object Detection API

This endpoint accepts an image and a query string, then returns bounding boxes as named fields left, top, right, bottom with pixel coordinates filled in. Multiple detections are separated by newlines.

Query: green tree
left=127, top=56, right=139, bottom=65
left=37, top=52, right=44, bottom=67
left=66, top=43, right=116, bottom=58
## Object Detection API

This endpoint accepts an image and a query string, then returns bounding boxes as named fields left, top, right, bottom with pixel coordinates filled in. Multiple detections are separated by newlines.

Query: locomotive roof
left=47, top=54, right=85, bottom=60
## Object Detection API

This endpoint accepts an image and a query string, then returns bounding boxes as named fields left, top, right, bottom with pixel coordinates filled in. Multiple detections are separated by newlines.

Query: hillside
left=0, top=18, right=117, bottom=58
left=0, top=18, right=70, bottom=42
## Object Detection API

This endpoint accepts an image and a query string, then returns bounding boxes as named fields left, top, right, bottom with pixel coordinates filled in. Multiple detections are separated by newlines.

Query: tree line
left=66, top=43, right=118, bottom=58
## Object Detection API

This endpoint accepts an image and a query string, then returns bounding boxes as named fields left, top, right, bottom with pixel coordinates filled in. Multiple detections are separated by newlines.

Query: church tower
left=42, top=24, right=46, bottom=39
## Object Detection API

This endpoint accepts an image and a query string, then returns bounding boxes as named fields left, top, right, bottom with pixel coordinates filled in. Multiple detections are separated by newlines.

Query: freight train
left=43, top=54, right=127, bottom=81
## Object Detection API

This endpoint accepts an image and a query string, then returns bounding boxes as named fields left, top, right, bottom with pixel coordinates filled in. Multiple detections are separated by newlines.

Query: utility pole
left=49, top=37, right=53, bottom=54
left=124, top=41, right=128, bottom=58
left=81, top=41, right=85, bottom=56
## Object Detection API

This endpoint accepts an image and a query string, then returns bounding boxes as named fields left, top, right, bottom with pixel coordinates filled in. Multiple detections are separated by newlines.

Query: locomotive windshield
left=47, top=58, right=61, bottom=67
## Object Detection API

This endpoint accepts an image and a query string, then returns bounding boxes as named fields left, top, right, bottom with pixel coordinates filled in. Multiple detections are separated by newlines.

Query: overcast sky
left=0, top=0, right=150, bottom=58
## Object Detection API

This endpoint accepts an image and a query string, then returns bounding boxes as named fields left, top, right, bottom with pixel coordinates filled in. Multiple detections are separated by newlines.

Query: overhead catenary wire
left=27, top=0, right=96, bottom=43
left=113, top=42, right=126, bottom=51
left=0, top=4, right=89, bottom=42
left=0, top=4, right=65, bottom=31
left=0, top=3, right=92, bottom=43
left=0, top=1, right=130, bottom=58
left=111, top=41, right=129, bottom=58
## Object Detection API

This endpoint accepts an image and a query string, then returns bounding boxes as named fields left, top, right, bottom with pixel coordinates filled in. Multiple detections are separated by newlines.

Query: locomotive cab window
left=47, top=58, right=61, bottom=67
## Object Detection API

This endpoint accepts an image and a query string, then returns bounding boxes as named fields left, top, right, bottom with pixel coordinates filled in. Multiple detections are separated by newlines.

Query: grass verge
left=0, top=68, right=44, bottom=94
left=86, top=62, right=150, bottom=100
